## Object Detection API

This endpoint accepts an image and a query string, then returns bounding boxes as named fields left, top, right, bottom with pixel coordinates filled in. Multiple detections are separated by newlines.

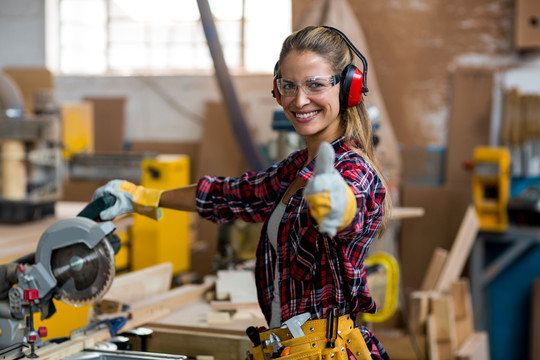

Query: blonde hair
left=278, top=26, right=392, bottom=235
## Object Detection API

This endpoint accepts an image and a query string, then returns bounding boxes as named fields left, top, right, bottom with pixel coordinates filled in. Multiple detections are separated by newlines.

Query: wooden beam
left=435, top=206, right=479, bottom=293
left=210, top=301, right=260, bottom=311
left=420, top=247, right=449, bottom=291
left=451, top=279, right=474, bottom=348
left=426, top=314, right=440, bottom=360
left=427, top=295, right=458, bottom=360
left=104, top=262, right=173, bottom=303
left=409, top=291, right=432, bottom=336
left=128, top=280, right=214, bottom=320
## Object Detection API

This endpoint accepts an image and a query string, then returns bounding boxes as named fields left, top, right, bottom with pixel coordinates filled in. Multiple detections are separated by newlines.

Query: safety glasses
left=276, top=74, right=341, bottom=97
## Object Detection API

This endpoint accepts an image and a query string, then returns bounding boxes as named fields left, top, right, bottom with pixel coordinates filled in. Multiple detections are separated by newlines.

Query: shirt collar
left=297, top=136, right=348, bottom=180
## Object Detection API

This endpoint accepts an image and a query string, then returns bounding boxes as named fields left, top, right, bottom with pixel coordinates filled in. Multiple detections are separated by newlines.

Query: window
left=56, top=0, right=291, bottom=74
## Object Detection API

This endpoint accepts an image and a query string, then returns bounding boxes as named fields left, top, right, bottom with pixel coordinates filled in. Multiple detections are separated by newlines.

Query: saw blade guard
left=34, top=217, right=117, bottom=306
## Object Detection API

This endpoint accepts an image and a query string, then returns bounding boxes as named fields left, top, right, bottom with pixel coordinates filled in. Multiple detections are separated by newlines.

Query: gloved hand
left=0, top=262, right=19, bottom=300
left=304, top=142, right=357, bottom=237
left=92, top=180, right=164, bottom=220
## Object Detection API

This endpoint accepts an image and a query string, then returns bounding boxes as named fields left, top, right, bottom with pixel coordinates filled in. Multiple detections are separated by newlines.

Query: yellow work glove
left=92, top=180, right=164, bottom=220
left=304, top=142, right=357, bottom=237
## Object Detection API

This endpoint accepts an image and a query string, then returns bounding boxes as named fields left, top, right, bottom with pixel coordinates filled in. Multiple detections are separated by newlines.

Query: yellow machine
left=471, top=146, right=511, bottom=232
left=130, top=155, right=191, bottom=275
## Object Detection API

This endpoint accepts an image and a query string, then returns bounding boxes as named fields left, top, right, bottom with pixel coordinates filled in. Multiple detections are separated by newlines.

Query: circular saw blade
left=51, top=239, right=115, bottom=306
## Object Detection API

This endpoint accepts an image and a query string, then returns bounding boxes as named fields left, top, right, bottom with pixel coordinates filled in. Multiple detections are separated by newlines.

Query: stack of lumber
left=92, top=263, right=215, bottom=323
left=407, top=206, right=490, bottom=360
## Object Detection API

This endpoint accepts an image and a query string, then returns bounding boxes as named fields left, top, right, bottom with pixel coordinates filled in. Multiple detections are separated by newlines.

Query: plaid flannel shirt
left=196, top=136, right=386, bottom=325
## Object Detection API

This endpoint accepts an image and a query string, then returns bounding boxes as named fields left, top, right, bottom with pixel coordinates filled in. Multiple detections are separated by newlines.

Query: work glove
left=92, top=180, right=164, bottom=221
left=0, top=262, right=19, bottom=300
left=304, top=142, right=357, bottom=237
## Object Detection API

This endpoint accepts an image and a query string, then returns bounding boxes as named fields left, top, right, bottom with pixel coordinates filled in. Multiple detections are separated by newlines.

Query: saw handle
left=78, top=194, right=122, bottom=255
left=78, top=194, right=117, bottom=220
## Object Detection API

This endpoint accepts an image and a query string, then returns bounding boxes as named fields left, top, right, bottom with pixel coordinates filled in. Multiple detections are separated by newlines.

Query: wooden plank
left=427, top=295, right=457, bottom=360
left=454, top=332, right=490, bottom=360
left=147, top=299, right=267, bottom=337
left=210, top=301, right=260, bottom=311
left=431, top=296, right=457, bottom=345
left=128, top=279, right=214, bottom=320
left=451, top=279, right=474, bottom=348
left=435, top=206, right=479, bottom=293
left=215, top=270, right=258, bottom=303
left=426, top=314, right=440, bottom=360
left=390, top=207, right=425, bottom=220
left=420, top=247, right=449, bottom=291
left=104, top=262, right=173, bottom=303
left=409, top=291, right=432, bottom=335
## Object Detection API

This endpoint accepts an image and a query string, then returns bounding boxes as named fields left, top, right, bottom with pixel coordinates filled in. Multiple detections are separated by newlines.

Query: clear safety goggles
left=276, top=74, right=341, bottom=97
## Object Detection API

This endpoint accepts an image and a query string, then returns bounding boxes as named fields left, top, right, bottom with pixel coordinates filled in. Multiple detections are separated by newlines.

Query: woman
left=93, top=26, right=391, bottom=359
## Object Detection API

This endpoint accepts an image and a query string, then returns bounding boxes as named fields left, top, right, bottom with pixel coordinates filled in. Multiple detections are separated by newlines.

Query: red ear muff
left=340, top=64, right=364, bottom=110
left=321, top=26, right=369, bottom=110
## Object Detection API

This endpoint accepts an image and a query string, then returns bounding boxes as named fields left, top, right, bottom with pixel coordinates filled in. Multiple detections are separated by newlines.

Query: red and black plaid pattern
left=196, top=136, right=387, bottom=359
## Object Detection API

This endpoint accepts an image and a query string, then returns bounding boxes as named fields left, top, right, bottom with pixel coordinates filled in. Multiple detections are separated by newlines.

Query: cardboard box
left=83, top=97, right=126, bottom=153
left=515, top=0, right=540, bottom=49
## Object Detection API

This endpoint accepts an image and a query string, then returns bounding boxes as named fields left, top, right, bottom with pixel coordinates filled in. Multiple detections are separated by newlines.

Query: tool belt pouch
left=248, top=315, right=371, bottom=360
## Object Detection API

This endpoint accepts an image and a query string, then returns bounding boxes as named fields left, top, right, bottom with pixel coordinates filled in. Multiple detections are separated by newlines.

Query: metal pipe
left=196, top=0, right=267, bottom=171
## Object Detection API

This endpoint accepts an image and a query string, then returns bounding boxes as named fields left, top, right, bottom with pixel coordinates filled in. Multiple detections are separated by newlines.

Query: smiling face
left=279, top=50, right=343, bottom=147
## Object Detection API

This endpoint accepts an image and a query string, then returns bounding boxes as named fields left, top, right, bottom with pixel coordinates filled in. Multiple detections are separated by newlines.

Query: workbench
left=0, top=203, right=425, bottom=360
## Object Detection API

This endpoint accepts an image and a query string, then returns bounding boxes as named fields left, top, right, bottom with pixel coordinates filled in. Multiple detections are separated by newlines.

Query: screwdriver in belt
left=326, top=308, right=339, bottom=348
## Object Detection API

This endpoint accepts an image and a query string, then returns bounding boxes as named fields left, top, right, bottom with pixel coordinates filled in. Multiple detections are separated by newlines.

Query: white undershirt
left=267, top=198, right=287, bottom=328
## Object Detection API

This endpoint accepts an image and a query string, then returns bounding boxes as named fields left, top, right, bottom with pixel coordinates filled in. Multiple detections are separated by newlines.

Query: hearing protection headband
left=321, top=25, right=369, bottom=97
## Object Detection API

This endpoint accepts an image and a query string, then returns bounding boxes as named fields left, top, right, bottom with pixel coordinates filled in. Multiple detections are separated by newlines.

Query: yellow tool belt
left=247, top=315, right=371, bottom=360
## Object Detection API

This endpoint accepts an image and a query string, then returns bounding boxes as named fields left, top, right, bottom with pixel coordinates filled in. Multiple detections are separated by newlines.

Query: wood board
left=434, top=206, right=479, bottom=293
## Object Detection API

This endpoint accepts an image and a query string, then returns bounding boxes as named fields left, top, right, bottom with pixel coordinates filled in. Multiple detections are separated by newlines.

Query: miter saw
left=0, top=195, right=120, bottom=358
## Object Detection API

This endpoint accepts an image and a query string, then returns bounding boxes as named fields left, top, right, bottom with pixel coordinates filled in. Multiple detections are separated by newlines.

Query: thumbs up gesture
left=304, top=142, right=357, bottom=237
